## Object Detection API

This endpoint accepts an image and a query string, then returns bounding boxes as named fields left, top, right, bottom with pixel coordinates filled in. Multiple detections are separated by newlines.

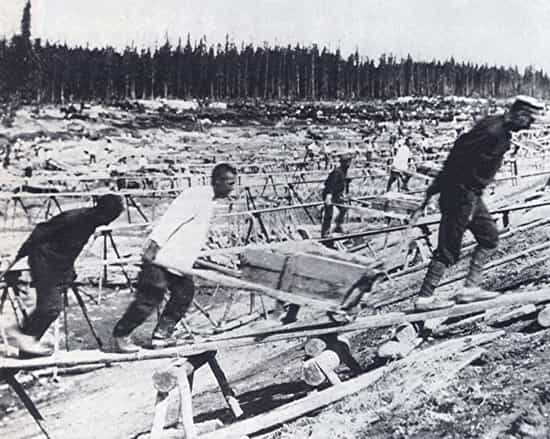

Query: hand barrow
left=239, top=241, right=384, bottom=323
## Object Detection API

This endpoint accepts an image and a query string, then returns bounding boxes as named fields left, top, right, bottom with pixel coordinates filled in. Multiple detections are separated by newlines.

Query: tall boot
left=464, top=245, right=493, bottom=287
left=418, top=259, right=446, bottom=297
left=455, top=246, right=500, bottom=303
left=415, top=259, right=454, bottom=311
left=151, top=276, right=195, bottom=349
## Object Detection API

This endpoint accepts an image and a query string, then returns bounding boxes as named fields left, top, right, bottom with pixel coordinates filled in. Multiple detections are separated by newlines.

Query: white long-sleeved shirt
left=392, top=144, right=411, bottom=172
left=152, top=185, right=216, bottom=272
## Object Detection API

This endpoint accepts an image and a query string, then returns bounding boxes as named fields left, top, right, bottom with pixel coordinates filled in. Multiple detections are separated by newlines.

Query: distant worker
left=386, top=138, right=412, bottom=192
left=319, top=142, right=330, bottom=170
left=364, top=139, right=374, bottom=163
left=413, top=96, right=543, bottom=311
left=112, top=163, right=237, bottom=352
left=321, top=152, right=353, bottom=237
left=7, top=195, right=124, bottom=357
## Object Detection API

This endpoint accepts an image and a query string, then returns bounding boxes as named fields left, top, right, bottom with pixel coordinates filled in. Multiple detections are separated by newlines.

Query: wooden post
left=207, top=354, right=243, bottom=419
left=177, top=368, right=196, bottom=439
left=150, top=391, right=170, bottom=439
left=151, top=353, right=212, bottom=438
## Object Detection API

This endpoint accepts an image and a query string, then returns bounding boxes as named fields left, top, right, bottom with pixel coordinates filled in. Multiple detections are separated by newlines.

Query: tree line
left=2, top=1, right=549, bottom=104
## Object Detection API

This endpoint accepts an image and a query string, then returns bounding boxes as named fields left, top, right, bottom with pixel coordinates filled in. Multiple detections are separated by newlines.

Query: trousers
left=433, top=185, right=499, bottom=267
left=321, top=203, right=347, bottom=236
left=22, top=253, right=74, bottom=339
left=113, top=261, right=195, bottom=338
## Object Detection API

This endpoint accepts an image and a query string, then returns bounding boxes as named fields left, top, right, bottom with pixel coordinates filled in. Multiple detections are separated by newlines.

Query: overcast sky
left=1, top=0, right=550, bottom=71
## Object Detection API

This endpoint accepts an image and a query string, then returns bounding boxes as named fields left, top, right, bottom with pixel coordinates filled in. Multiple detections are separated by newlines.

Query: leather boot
left=112, top=334, right=141, bottom=353
left=455, top=246, right=500, bottom=303
left=414, top=259, right=454, bottom=311
left=7, top=326, right=53, bottom=358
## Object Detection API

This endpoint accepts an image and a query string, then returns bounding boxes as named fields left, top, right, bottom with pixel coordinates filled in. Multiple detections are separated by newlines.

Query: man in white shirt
left=386, top=139, right=412, bottom=192
left=112, top=163, right=237, bottom=352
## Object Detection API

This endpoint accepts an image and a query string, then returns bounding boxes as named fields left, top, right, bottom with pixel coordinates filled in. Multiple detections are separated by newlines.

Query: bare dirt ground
left=2, top=100, right=550, bottom=439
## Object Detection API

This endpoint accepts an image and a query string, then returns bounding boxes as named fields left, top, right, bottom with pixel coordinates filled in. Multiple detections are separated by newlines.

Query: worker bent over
left=414, top=96, right=544, bottom=311
left=8, top=194, right=124, bottom=357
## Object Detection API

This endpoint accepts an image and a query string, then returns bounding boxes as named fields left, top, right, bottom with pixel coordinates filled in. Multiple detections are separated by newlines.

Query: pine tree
left=21, top=1, right=31, bottom=41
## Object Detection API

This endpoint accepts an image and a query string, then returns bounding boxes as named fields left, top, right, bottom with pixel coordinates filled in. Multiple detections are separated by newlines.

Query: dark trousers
left=386, top=169, right=410, bottom=192
left=22, top=280, right=70, bottom=339
left=434, top=186, right=499, bottom=267
left=321, top=203, right=347, bottom=237
left=22, top=255, right=73, bottom=339
left=113, top=261, right=195, bottom=338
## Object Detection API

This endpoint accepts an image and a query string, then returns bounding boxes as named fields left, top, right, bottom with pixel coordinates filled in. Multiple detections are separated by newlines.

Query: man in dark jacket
left=321, top=152, right=353, bottom=237
left=8, top=194, right=124, bottom=356
left=414, top=96, right=543, bottom=311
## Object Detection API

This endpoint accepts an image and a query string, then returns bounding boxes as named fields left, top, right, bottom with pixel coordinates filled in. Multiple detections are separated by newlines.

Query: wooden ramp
left=3, top=286, right=550, bottom=371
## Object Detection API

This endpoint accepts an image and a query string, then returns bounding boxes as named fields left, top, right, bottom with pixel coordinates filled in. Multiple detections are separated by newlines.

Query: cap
left=510, top=95, right=544, bottom=114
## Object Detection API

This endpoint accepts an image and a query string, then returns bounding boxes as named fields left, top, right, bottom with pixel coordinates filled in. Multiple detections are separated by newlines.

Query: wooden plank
left=212, top=288, right=550, bottom=344
left=5, top=286, right=550, bottom=371
left=485, top=304, right=537, bottom=326
left=432, top=313, right=485, bottom=336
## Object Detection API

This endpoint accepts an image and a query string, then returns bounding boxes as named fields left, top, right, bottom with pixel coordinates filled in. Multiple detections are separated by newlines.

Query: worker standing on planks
left=112, top=163, right=237, bottom=353
left=321, top=152, right=353, bottom=238
left=7, top=194, right=124, bottom=357
left=413, top=96, right=544, bottom=311
left=386, top=137, right=412, bottom=192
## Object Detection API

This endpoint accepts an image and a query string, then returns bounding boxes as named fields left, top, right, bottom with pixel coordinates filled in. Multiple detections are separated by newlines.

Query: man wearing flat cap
left=413, top=95, right=544, bottom=311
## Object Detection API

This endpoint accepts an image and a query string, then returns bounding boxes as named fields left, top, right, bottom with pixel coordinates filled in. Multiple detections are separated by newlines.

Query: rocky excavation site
left=0, top=96, right=550, bottom=439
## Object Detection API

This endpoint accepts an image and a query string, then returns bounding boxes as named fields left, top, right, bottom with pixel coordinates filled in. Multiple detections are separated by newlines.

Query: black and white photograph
left=1, top=1, right=550, bottom=438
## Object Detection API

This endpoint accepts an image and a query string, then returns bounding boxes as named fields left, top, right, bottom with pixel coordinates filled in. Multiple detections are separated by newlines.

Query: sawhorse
left=98, top=228, right=134, bottom=292
left=150, top=350, right=243, bottom=439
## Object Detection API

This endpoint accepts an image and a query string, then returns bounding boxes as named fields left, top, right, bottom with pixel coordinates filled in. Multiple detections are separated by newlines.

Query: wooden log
left=304, top=338, right=328, bottom=358
left=152, top=352, right=213, bottom=393
left=302, top=350, right=341, bottom=386
left=153, top=360, right=193, bottom=393
left=537, top=305, right=550, bottom=327
left=485, top=304, right=537, bottom=326
left=315, top=353, right=342, bottom=386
